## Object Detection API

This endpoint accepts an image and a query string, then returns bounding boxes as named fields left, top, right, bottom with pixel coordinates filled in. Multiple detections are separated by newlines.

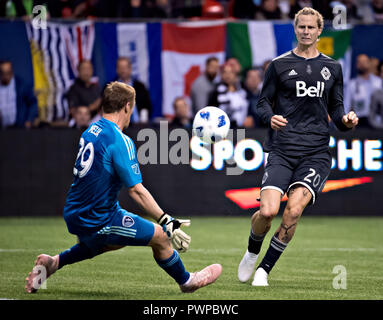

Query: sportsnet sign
left=134, top=127, right=382, bottom=215
left=190, top=133, right=382, bottom=173
left=133, top=125, right=383, bottom=174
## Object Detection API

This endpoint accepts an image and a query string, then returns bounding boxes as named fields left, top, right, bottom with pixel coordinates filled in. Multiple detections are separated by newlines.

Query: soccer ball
left=192, top=106, right=230, bottom=144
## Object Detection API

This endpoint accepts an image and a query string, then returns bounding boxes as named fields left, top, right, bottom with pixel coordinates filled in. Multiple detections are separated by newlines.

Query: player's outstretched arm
left=128, top=183, right=191, bottom=252
left=157, top=213, right=191, bottom=253
left=128, top=183, right=164, bottom=221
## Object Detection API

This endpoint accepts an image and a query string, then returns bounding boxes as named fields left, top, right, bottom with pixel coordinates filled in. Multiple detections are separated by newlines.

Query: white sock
left=247, top=250, right=258, bottom=259
left=182, top=274, right=192, bottom=286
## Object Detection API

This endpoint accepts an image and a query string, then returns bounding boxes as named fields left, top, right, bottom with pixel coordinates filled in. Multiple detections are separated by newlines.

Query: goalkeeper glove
left=157, top=213, right=191, bottom=253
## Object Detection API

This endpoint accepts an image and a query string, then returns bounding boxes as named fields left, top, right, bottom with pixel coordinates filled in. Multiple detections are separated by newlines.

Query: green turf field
left=0, top=216, right=382, bottom=300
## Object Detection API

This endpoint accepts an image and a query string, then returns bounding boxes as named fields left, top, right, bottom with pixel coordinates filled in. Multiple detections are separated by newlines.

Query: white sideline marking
left=0, top=248, right=61, bottom=253
left=0, top=249, right=46, bottom=252
left=189, top=248, right=242, bottom=253
left=188, top=248, right=379, bottom=253
left=316, top=248, right=377, bottom=252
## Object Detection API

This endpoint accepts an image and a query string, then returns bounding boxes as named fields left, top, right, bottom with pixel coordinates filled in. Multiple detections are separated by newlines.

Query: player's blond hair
left=294, top=7, right=324, bottom=30
left=102, top=81, right=136, bottom=114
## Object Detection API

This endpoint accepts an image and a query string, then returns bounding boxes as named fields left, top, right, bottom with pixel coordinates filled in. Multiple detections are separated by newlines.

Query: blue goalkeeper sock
left=155, top=250, right=190, bottom=285
left=58, top=243, right=94, bottom=269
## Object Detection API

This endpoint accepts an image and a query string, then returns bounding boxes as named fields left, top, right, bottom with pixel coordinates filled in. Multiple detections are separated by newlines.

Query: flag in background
left=26, top=21, right=95, bottom=121
left=227, top=22, right=352, bottom=97
left=9, top=20, right=374, bottom=121
left=161, top=21, right=226, bottom=116
left=29, top=39, right=50, bottom=121
left=350, top=25, right=383, bottom=77
left=226, top=21, right=295, bottom=70
left=317, top=28, right=352, bottom=85
left=92, top=22, right=162, bottom=118
left=61, top=21, right=95, bottom=79
left=0, top=20, right=34, bottom=91
left=92, top=22, right=118, bottom=88
left=117, top=23, right=149, bottom=87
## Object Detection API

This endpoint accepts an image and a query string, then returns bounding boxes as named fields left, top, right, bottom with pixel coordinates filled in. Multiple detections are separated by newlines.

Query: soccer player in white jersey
left=26, top=82, right=221, bottom=294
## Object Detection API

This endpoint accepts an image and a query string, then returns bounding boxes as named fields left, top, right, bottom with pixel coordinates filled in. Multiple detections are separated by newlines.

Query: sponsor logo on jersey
left=288, top=69, right=298, bottom=76
left=131, top=163, right=140, bottom=175
left=321, top=67, right=331, bottom=80
left=296, top=81, right=325, bottom=97
left=122, top=215, right=135, bottom=228
left=88, top=125, right=102, bottom=137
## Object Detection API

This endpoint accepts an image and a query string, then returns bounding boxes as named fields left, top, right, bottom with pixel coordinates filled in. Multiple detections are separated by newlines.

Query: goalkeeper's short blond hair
left=294, top=7, right=324, bottom=30
left=102, top=81, right=136, bottom=114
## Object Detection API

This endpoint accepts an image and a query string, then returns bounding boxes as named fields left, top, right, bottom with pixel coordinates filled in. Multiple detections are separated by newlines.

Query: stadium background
left=0, top=17, right=382, bottom=217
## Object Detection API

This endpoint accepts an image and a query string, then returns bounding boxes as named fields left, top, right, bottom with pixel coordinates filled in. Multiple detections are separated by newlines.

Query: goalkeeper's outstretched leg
left=26, top=217, right=222, bottom=294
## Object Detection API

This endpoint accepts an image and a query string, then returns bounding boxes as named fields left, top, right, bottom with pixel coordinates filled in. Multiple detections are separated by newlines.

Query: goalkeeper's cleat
left=25, top=254, right=59, bottom=293
left=252, top=267, right=269, bottom=287
left=238, top=250, right=259, bottom=282
left=180, top=264, right=222, bottom=293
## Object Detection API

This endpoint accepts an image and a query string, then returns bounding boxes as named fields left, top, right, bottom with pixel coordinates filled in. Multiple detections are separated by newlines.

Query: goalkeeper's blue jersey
left=63, top=117, right=142, bottom=235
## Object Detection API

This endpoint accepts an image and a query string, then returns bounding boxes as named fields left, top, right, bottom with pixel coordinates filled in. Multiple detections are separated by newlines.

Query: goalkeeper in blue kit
left=25, top=82, right=221, bottom=294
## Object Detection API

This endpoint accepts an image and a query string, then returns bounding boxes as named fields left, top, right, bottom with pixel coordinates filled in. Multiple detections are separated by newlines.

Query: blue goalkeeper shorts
left=78, top=208, right=155, bottom=256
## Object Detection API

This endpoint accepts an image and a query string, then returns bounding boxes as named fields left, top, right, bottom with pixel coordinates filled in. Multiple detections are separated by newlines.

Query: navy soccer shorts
left=260, top=150, right=332, bottom=205
left=78, top=208, right=155, bottom=256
